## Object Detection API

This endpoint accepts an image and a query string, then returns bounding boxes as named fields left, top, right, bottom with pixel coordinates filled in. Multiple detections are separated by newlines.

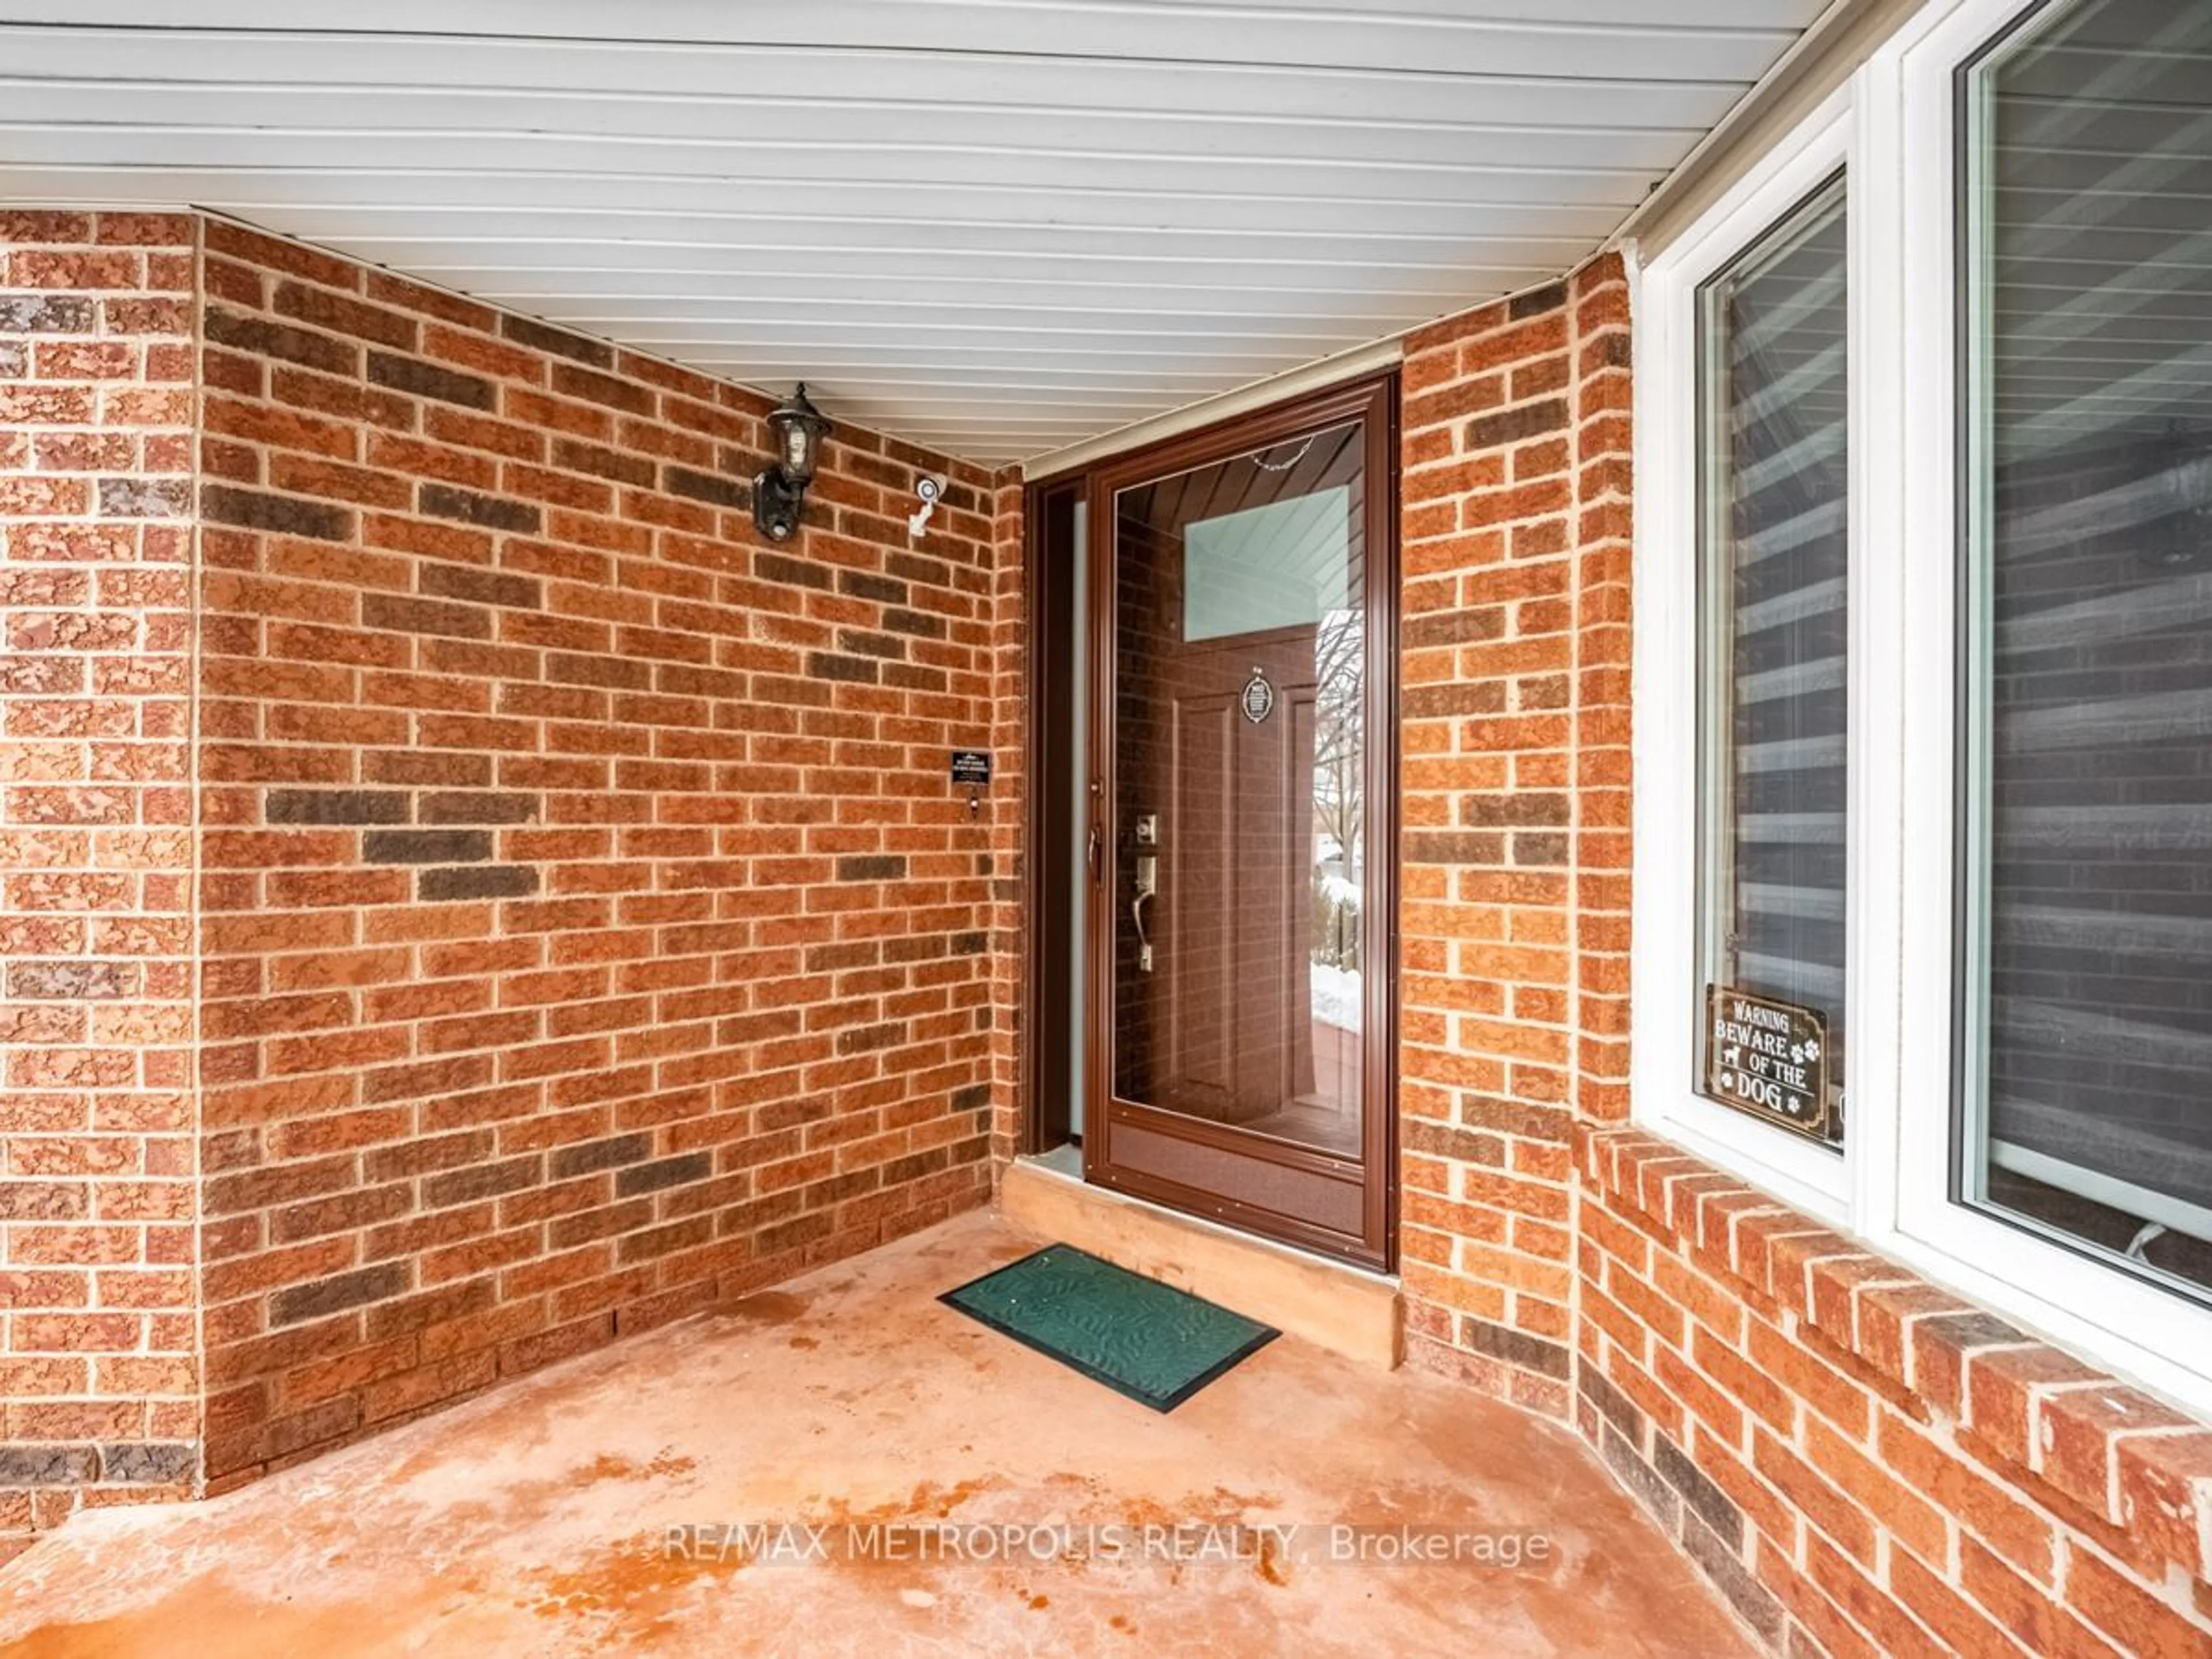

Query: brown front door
left=1084, top=374, right=1396, bottom=1270
left=1124, top=620, right=1322, bottom=1132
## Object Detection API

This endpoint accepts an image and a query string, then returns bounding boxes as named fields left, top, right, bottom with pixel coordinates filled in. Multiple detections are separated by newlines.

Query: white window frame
left=1632, top=88, right=1863, bottom=1228
left=1633, top=0, right=2212, bottom=1415
left=1885, top=0, right=2212, bottom=1416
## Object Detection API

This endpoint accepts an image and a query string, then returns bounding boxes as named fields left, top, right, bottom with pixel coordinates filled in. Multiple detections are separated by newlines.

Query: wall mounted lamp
left=753, top=383, right=833, bottom=542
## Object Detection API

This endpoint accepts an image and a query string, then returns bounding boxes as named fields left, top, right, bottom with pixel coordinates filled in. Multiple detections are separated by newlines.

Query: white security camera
left=908, top=474, right=949, bottom=540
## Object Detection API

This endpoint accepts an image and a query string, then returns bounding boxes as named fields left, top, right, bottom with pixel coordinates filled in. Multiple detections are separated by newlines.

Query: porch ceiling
left=0, top=1, right=1827, bottom=464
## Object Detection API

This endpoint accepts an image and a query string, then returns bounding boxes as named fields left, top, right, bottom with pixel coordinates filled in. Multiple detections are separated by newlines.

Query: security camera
left=908, top=474, right=949, bottom=540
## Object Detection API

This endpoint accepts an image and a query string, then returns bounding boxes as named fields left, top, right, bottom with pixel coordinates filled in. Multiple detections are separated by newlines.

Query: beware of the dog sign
left=1702, top=985, right=1831, bottom=1141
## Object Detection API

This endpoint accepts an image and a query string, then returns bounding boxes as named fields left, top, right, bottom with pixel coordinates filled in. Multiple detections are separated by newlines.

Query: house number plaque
left=1702, top=984, right=1831, bottom=1140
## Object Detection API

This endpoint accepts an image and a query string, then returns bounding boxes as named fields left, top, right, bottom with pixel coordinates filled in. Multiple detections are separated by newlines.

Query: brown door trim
left=1018, top=477, right=1084, bottom=1157
left=1075, top=370, right=1400, bottom=1272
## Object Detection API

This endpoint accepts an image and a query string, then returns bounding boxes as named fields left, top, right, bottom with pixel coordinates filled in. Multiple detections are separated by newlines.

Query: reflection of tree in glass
left=1312, top=607, right=1364, bottom=973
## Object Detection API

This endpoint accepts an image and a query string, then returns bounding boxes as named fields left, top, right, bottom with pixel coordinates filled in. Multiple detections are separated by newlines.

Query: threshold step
left=999, top=1156, right=1402, bottom=1370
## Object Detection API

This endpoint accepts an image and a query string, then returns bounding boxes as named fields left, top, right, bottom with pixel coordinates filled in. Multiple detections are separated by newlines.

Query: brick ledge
left=1578, top=1124, right=2212, bottom=1594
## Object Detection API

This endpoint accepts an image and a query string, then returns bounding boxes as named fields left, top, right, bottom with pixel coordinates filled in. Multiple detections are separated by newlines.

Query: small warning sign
left=1702, top=985, right=1831, bottom=1141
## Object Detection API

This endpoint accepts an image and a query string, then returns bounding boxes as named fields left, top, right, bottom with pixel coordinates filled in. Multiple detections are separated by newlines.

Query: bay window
left=1639, top=0, right=2212, bottom=1405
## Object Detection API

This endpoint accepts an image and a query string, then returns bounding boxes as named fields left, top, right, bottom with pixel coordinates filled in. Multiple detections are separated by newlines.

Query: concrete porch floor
left=0, top=1212, right=1753, bottom=1657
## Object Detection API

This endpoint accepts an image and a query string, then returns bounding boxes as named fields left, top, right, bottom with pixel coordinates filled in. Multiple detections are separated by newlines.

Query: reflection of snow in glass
left=1311, top=963, right=1363, bottom=1033
left=1313, top=603, right=1365, bottom=981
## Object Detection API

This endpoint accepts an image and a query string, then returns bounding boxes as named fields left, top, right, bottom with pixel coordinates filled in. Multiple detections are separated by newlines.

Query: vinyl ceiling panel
left=0, top=1, right=1831, bottom=463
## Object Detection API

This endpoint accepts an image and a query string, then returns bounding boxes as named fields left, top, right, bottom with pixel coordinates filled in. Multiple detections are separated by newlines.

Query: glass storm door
left=1083, top=377, right=1395, bottom=1270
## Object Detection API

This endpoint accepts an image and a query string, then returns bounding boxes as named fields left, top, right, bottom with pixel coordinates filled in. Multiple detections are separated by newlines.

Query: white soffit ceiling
left=0, top=1, right=1830, bottom=464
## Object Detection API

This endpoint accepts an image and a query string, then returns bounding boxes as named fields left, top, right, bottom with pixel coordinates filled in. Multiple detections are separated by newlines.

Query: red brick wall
left=190, top=219, right=1013, bottom=1485
left=5, top=203, right=1025, bottom=1554
left=0, top=211, right=202, bottom=1560
left=1395, top=252, right=1634, bottom=1417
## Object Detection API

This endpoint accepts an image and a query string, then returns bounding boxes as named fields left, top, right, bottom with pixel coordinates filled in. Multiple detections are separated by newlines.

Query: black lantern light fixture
left=753, top=383, right=832, bottom=542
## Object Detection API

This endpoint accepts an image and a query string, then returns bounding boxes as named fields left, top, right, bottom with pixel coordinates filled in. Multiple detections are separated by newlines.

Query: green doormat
left=940, top=1245, right=1278, bottom=1412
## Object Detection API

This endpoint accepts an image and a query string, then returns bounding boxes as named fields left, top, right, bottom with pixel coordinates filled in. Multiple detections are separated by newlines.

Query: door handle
left=1086, top=777, right=1104, bottom=887
left=1132, top=854, right=1157, bottom=972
